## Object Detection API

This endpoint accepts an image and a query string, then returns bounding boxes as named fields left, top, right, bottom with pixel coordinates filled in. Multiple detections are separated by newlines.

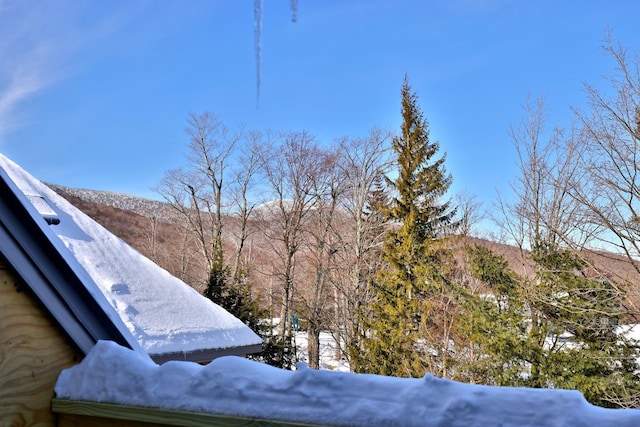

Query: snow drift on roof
left=0, top=154, right=261, bottom=356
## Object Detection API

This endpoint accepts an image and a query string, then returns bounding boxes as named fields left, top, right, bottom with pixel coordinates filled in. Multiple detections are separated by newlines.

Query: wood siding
left=0, top=263, right=82, bottom=427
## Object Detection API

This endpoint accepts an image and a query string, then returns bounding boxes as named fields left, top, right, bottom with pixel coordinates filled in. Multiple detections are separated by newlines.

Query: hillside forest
left=54, top=36, right=640, bottom=408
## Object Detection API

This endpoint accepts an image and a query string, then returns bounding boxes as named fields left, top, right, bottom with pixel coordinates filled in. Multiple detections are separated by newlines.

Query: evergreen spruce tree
left=204, top=244, right=294, bottom=369
left=365, top=172, right=390, bottom=223
left=530, top=244, right=640, bottom=407
left=232, top=270, right=295, bottom=369
left=463, top=243, right=640, bottom=408
left=203, top=244, right=227, bottom=303
left=357, top=77, right=458, bottom=377
left=460, top=245, right=536, bottom=385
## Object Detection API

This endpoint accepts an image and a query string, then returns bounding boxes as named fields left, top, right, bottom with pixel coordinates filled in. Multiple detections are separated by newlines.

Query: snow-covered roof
left=55, top=340, right=640, bottom=427
left=0, top=153, right=261, bottom=361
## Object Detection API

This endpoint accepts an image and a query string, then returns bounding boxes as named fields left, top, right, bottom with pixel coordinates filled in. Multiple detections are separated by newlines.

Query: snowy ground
left=294, top=331, right=350, bottom=372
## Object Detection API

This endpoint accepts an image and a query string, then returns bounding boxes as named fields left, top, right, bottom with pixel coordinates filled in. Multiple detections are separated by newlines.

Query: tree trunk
left=307, top=321, right=321, bottom=369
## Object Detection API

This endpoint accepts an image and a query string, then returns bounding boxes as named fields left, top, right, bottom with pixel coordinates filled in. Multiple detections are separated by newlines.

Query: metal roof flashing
left=25, top=194, right=61, bottom=225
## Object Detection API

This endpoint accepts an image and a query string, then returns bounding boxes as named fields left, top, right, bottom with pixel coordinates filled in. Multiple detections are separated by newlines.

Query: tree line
left=155, top=35, right=640, bottom=408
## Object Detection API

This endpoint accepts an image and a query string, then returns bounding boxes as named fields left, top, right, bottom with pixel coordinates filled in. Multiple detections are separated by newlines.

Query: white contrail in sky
left=0, top=1, right=129, bottom=138
left=0, top=4, right=51, bottom=135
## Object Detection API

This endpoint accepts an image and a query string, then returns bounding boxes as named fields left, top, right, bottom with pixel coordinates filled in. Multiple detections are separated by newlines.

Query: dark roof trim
left=0, top=168, right=135, bottom=355
left=151, top=343, right=264, bottom=364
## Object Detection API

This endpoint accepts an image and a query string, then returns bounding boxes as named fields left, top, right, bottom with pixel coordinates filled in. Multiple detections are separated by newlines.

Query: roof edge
left=150, top=343, right=264, bottom=364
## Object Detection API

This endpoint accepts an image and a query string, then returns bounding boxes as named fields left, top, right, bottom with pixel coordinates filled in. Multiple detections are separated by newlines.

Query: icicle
left=290, top=0, right=298, bottom=23
left=254, top=0, right=263, bottom=109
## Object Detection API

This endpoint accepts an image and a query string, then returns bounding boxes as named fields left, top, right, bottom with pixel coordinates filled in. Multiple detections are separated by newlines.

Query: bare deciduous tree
left=571, top=33, right=640, bottom=270
left=328, top=129, right=392, bottom=368
left=156, top=111, right=241, bottom=275
left=454, top=191, right=484, bottom=238
left=298, top=147, right=344, bottom=368
left=257, top=131, right=323, bottom=345
left=497, top=95, right=592, bottom=260
left=228, top=131, right=262, bottom=285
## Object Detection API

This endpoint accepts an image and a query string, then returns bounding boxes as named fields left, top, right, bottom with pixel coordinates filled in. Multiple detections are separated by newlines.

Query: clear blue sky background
left=1, top=1, right=639, bottom=226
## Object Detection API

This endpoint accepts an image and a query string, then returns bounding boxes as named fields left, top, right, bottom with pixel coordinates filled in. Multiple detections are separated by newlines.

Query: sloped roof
left=0, top=154, right=262, bottom=362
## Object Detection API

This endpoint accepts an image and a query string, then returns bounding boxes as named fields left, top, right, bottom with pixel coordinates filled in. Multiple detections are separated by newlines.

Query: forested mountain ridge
left=48, top=184, right=171, bottom=219
left=49, top=184, right=640, bottom=318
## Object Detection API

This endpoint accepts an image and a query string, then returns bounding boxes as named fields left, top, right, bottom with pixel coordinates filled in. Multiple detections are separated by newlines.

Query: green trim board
left=52, top=399, right=330, bottom=427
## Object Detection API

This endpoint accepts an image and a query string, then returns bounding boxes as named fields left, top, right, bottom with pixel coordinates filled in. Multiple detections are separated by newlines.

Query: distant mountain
left=48, top=184, right=640, bottom=321
left=47, top=184, right=171, bottom=220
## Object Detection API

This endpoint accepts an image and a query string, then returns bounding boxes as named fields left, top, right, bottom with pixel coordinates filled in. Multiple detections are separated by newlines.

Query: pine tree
left=357, top=77, right=458, bottom=377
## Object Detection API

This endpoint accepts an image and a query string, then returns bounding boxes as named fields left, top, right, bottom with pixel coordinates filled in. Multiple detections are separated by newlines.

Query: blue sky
left=1, top=1, right=639, bottom=224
